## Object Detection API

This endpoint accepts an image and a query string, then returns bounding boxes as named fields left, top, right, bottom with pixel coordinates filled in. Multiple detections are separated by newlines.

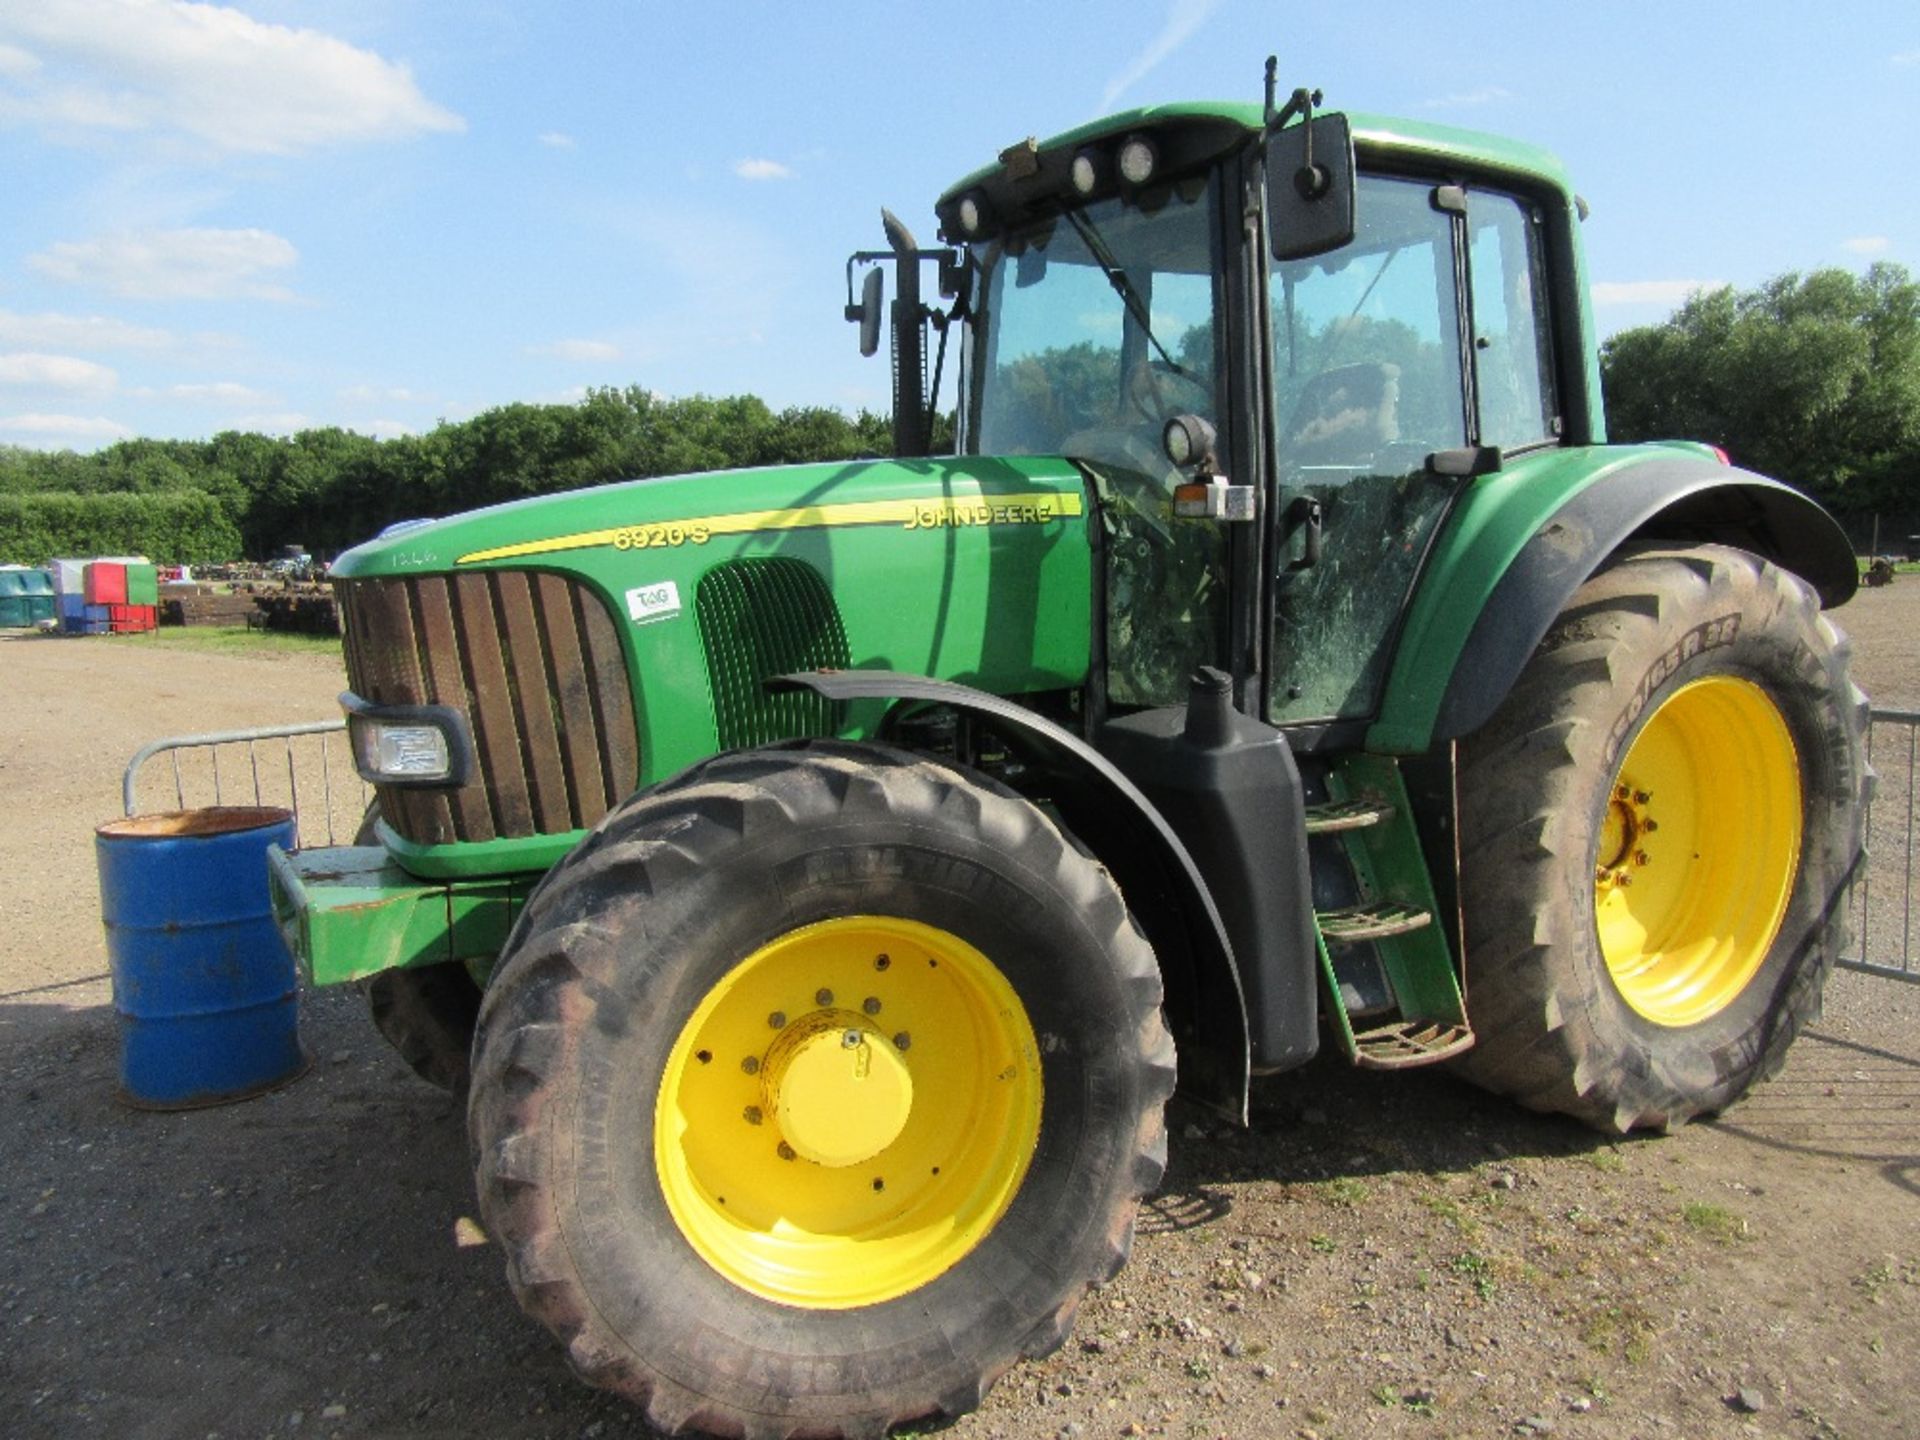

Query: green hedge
left=0, top=490, right=243, bottom=565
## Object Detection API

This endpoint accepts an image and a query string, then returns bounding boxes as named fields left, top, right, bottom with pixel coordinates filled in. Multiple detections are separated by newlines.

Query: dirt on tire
left=2, top=602, right=1917, bottom=1440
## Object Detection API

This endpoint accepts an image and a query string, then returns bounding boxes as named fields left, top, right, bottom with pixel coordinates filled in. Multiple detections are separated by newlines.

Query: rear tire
left=468, top=741, right=1175, bottom=1438
left=1453, top=544, right=1867, bottom=1132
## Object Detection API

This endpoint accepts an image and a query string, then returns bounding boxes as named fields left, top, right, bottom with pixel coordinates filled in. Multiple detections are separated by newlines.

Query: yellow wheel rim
left=654, top=916, right=1043, bottom=1308
left=1594, top=676, right=1802, bottom=1027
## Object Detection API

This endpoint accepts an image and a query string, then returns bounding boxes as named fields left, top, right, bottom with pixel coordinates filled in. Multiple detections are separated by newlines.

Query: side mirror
left=1267, top=113, right=1356, bottom=262
left=846, top=266, right=884, bottom=357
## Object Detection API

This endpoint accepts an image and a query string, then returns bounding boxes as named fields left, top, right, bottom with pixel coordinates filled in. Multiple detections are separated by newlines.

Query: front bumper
left=267, top=844, right=533, bottom=987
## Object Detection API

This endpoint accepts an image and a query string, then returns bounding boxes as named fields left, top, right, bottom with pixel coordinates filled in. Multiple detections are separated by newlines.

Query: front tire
left=1453, top=544, right=1867, bottom=1132
left=468, top=741, right=1175, bottom=1437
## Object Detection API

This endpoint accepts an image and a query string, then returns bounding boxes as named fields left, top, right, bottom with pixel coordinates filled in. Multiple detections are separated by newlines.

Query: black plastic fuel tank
left=1098, top=668, right=1319, bottom=1073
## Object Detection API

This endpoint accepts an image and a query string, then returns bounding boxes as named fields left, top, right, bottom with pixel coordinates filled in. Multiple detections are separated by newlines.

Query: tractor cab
left=855, top=85, right=1588, bottom=743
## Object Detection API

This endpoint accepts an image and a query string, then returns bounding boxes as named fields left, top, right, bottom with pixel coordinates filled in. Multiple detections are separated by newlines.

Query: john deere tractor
left=270, top=67, right=1867, bottom=1439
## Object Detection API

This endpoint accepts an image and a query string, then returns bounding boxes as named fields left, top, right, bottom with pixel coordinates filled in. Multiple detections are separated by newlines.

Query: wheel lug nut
left=741, top=1056, right=760, bottom=1075
left=874, top=954, right=891, bottom=971
left=743, top=1106, right=762, bottom=1126
left=768, top=1011, right=786, bottom=1029
left=1643, top=819, right=1658, bottom=833
left=777, top=1142, right=796, bottom=1161
left=863, top=996, right=882, bottom=1015
left=1616, top=785, right=1630, bottom=799
left=1634, top=850, right=1650, bottom=867
left=1633, top=790, right=1651, bottom=804
left=871, top=1177, right=885, bottom=1192
left=815, top=988, right=834, bottom=1006
left=841, top=1029, right=863, bottom=1048
left=893, top=1032, right=911, bottom=1050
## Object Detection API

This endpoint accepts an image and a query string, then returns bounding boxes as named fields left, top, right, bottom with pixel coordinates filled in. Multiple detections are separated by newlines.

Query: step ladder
left=1306, top=753, right=1474, bottom=1069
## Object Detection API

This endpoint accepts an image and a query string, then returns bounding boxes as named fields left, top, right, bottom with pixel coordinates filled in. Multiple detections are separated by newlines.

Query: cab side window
left=1466, top=192, right=1557, bottom=449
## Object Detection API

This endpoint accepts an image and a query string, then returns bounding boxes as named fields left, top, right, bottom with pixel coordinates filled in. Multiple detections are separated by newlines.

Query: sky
left=0, top=0, right=1915, bottom=453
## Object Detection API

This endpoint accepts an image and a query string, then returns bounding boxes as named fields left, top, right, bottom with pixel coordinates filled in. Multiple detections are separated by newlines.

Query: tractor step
left=1309, top=754, right=1472, bottom=1070
left=1304, top=797, right=1393, bottom=834
left=1317, top=902, right=1432, bottom=942
left=1352, top=1020, right=1476, bottom=1069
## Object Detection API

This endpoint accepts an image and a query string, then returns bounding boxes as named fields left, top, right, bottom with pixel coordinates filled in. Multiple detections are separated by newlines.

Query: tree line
left=1, top=263, right=1915, bottom=566
left=0, top=388, right=902, bottom=564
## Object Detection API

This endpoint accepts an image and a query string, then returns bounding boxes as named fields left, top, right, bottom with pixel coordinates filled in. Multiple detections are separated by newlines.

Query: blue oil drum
left=96, top=807, right=309, bottom=1108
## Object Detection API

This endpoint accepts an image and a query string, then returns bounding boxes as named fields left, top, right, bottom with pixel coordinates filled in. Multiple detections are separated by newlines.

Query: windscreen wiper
left=1061, top=208, right=1194, bottom=379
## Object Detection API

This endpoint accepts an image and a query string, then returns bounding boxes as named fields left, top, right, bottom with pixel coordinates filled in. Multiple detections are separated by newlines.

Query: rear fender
left=777, top=670, right=1251, bottom=1123
left=1373, top=451, right=1856, bottom=752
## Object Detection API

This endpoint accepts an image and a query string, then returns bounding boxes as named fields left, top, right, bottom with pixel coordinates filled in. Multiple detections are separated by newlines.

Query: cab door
left=1264, top=174, right=1559, bottom=729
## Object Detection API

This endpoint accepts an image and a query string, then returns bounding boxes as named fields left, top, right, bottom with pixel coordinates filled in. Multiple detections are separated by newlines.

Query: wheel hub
left=762, top=1011, right=913, bottom=1167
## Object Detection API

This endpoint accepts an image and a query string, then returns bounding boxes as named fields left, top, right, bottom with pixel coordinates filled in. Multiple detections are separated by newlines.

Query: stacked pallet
left=162, top=591, right=264, bottom=627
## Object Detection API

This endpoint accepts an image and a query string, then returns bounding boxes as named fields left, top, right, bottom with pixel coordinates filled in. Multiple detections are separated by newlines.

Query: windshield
left=965, top=172, right=1229, bottom=709
left=968, top=174, right=1221, bottom=472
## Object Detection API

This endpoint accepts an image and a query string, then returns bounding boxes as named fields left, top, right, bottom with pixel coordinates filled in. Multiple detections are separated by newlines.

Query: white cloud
left=360, top=418, right=413, bottom=440
left=1894, top=49, right=1920, bottom=66
left=169, top=380, right=266, bottom=403
left=0, top=411, right=131, bottom=444
left=339, top=383, right=422, bottom=403
left=528, top=338, right=622, bottom=362
left=229, top=410, right=310, bottom=434
left=0, top=0, right=464, bottom=155
left=0, top=42, right=40, bottom=77
left=0, top=308, right=172, bottom=350
left=1100, top=0, right=1221, bottom=110
left=28, top=227, right=299, bottom=300
left=1422, top=86, right=1514, bottom=111
left=1843, top=235, right=1892, bottom=256
left=1591, top=279, right=1727, bottom=307
left=0, top=351, right=117, bottom=391
left=733, top=158, right=792, bottom=182
left=538, top=130, right=575, bottom=149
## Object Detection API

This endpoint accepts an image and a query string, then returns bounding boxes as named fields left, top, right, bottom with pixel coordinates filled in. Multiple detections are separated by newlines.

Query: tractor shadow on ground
left=1143, top=1046, right=1648, bottom=1235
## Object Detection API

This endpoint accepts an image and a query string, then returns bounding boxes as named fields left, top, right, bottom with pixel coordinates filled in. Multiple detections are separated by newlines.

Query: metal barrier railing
left=122, top=720, right=371, bottom=852
left=1842, top=708, right=1919, bottom=984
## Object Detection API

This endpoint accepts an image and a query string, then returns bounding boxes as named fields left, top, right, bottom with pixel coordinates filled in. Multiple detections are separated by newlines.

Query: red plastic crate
left=109, top=604, right=157, bottom=633
left=85, top=561, right=128, bottom=605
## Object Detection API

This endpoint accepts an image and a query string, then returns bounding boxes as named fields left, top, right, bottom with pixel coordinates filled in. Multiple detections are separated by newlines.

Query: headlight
left=342, top=693, right=473, bottom=787
left=356, top=722, right=449, bottom=779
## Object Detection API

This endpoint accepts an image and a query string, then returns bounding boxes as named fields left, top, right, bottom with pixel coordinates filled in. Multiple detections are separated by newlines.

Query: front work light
left=342, top=693, right=474, bottom=788
left=1070, top=148, right=1101, bottom=196
left=957, top=192, right=988, bottom=236
left=1117, top=135, right=1158, bottom=186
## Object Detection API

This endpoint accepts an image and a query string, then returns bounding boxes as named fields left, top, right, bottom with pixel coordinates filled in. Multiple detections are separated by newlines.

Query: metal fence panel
left=122, top=721, right=372, bottom=851
left=1842, top=708, right=1919, bottom=984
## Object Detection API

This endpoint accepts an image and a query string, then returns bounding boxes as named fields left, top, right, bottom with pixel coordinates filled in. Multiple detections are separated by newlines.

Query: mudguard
left=776, top=670, right=1252, bottom=1123
left=1373, top=450, right=1857, bottom=753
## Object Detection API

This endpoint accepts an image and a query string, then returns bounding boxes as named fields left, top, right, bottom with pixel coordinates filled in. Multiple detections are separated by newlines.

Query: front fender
left=776, top=670, right=1251, bottom=1123
left=1370, top=447, right=1856, bottom=753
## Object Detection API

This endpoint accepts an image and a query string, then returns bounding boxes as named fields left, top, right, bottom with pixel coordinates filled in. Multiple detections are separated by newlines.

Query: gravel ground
left=2, top=582, right=1917, bottom=1440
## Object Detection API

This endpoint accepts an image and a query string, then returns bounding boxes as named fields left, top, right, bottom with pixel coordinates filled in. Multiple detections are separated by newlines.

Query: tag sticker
left=625, top=580, right=682, bottom=626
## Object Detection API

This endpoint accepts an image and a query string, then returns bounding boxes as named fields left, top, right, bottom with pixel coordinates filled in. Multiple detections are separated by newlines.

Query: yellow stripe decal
left=455, top=490, right=1085, bottom=565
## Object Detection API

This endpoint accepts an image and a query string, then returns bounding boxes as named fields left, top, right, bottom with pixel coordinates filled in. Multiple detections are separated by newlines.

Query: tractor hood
left=330, top=454, right=1090, bottom=580
left=329, top=454, right=1097, bottom=811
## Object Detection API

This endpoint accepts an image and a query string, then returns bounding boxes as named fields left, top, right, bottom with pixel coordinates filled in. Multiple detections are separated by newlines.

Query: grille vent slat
left=695, top=558, right=850, bottom=751
left=336, top=573, right=639, bottom=845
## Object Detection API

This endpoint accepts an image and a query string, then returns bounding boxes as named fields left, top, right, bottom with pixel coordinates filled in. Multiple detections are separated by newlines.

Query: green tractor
left=270, top=68, right=1867, bottom=1439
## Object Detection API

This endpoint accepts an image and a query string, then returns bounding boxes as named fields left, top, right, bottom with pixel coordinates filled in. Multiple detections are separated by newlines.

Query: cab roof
left=935, top=100, right=1576, bottom=213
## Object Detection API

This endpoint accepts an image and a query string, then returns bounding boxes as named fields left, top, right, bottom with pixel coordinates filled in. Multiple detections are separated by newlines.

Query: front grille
left=336, top=573, right=640, bottom=846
